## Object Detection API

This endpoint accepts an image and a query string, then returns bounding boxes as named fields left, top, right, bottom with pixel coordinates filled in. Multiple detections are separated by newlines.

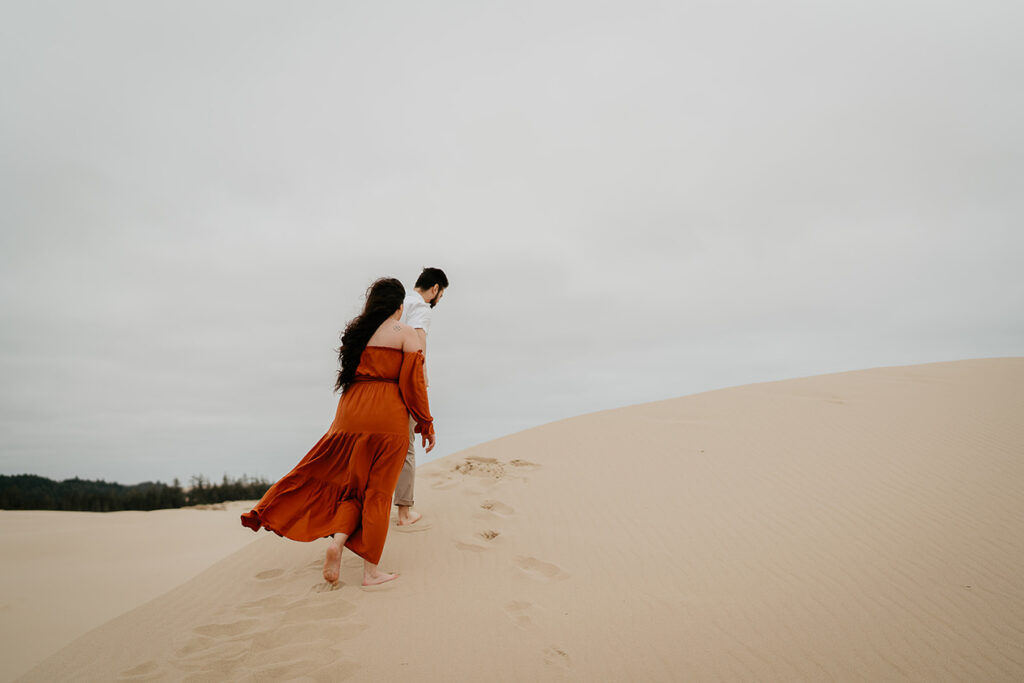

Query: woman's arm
left=398, top=347, right=435, bottom=453
left=401, top=324, right=429, bottom=387
left=401, top=324, right=425, bottom=354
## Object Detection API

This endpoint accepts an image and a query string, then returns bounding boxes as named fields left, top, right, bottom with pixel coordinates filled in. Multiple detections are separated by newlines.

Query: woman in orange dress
left=241, top=277, right=435, bottom=587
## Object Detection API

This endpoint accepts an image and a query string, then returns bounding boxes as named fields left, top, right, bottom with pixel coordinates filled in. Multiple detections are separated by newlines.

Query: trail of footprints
left=182, top=595, right=361, bottom=680
left=117, top=455, right=568, bottom=681
left=117, top=562, right=366, bottom=681
left=443, top=456, right=573, bottom=672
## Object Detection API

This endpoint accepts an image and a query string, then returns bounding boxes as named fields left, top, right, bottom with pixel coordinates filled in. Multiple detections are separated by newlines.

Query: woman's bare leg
left=323, top=534, right=348, bottom=583
left=362, top=561, right=399, bottom=586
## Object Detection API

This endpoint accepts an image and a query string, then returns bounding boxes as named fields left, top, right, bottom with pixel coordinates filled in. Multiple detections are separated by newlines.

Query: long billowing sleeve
left=399, top=350, right=434, bottom=437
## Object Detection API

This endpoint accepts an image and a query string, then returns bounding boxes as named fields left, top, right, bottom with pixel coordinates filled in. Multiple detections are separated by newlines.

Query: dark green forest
left=0, top=474, right=271, bottom=512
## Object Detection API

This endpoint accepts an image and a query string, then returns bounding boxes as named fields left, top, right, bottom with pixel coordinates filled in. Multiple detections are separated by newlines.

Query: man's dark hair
left=415, top=267, right=449, bottom=291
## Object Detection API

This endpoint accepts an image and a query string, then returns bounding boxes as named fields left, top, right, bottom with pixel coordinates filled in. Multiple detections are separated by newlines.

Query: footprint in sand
left=514, top=556, right=569, bottom=581
left=280, top=597, right=357, bottom=623
left=254, top=568, right=284, bottom=580
left=479, top=500, right=515, bottom=517
left=174, top=635, right=217, bottom=657
left=509, top=459, right=541, bottom=469
left=238, top=595, right=292, bottom=613
left=192, top=618, right=260, bottom=638
left=312, top=580, right=345, bottom=593
left=456, top=529, right=501, bottom=552
left=543, top=646, right=571, bottom=670
left=453, top=456, right=506, bottom=480
left=503, top=600, right=537, bottom=630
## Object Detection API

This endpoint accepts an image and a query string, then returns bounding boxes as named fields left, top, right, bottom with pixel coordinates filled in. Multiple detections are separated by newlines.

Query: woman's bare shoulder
left=400, top=323, right=424, bottom=353
left=367, top=319, right=406, bottom=349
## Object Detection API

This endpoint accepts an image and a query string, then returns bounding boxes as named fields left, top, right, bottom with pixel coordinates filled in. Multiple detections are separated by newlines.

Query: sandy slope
left=16, top=358, right=1024, bottom=681
left=0, top=501, right=260, bottom=682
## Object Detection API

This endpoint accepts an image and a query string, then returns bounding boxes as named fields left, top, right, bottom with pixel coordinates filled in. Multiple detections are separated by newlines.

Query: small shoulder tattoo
left=393, top=323, right=402, bottom=332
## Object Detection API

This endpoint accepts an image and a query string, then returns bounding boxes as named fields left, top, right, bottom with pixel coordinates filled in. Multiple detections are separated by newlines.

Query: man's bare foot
left=397, top=509, right=422, bottom=526
left=362, top=570, right=399, bottom=587
left=323, top=544, right=342, bottom=583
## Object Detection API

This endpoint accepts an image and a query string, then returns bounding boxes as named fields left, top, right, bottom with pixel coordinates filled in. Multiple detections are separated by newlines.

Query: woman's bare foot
left=362, top=569, right=400, bottom=587
left=397, top=508, right=422, bottom=526
left=323, top=543, right=342, bottom=584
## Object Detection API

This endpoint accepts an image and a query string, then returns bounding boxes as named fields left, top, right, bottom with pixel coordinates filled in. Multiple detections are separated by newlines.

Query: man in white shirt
left=396, top=267, right=448, bottom=526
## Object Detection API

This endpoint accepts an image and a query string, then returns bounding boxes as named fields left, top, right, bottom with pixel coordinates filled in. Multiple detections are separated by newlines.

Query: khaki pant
left=394, top=415, right=416, bottom=507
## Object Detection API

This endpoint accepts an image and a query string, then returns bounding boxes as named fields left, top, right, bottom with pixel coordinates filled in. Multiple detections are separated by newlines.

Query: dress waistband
left=353, top=376, right=398, bottom=384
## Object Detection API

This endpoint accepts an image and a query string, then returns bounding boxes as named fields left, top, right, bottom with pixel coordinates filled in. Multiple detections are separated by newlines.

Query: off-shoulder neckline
left=365, top=345, right=420, bottom=353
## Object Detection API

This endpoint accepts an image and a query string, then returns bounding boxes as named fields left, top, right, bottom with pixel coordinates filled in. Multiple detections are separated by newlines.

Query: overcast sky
left=2, top=1, right=1022, bottom=485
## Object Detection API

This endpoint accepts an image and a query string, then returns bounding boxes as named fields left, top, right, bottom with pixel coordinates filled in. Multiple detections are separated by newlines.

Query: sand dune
left=0, top=501, right=260, bottom=682
left=14, top=358, right=1024, bottom=681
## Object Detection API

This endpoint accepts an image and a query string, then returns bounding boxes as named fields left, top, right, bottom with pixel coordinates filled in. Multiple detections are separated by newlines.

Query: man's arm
left=415, top=328, right=428, bottom=386
left=405, top=299, right=431, bottom=386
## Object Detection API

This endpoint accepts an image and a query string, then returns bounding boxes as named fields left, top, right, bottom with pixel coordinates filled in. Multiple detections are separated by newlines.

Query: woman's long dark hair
left=335, top=277, right=405, bottom=393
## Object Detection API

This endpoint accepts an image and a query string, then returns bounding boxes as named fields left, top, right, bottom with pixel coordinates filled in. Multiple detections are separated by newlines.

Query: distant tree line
left=0, top=473, right=271, bottom=512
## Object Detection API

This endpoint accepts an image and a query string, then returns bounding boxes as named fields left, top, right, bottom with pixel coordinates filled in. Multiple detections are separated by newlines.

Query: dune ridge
left=16, top=358, right=1024, bottom=681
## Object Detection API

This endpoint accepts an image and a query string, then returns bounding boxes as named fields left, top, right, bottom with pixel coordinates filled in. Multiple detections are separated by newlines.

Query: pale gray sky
left=2, top=1, right=1022, bottom=484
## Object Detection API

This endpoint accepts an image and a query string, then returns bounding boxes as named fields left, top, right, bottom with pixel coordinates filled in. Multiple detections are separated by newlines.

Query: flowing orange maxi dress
left=240, top=346, right=433, bottom=565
